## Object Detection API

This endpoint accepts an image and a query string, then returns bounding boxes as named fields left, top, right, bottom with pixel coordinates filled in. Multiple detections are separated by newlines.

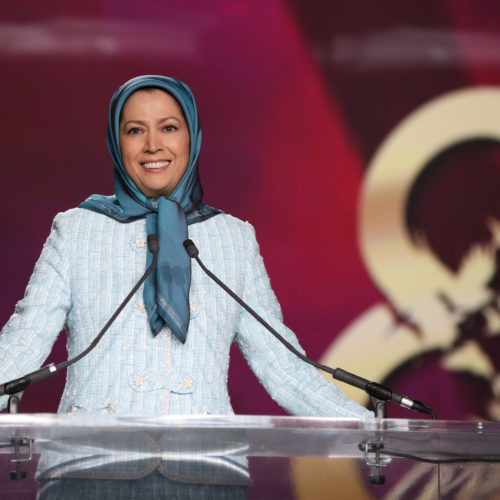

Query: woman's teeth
left=142, top=161, right=170, bottom=169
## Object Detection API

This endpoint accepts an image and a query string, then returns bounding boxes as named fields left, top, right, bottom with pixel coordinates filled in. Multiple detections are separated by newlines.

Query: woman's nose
left=144, top=132, right=162, bottom=153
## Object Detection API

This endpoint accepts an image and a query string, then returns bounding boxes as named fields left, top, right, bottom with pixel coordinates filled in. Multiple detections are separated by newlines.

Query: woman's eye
left=163, top=125, right=177, bottom=132
left=127, top=127, right=142, bottom=135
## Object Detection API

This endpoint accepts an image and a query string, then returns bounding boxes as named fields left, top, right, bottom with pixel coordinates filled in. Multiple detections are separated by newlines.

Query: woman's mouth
left=141, top=160, right=171, bottom=170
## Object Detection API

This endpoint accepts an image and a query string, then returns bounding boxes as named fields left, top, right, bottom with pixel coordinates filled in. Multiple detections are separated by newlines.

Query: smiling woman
left=0, top=75, right=372, bottom=499
left=120, top=89, right=191, bottom=198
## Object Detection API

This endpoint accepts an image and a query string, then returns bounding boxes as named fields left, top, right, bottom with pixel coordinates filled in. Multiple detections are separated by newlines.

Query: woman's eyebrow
left=122, top=116, right=181, bottom=127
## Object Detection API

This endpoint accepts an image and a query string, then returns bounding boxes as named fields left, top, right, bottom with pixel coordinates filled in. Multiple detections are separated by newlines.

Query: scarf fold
left=80, top=75, right=221, bottom=343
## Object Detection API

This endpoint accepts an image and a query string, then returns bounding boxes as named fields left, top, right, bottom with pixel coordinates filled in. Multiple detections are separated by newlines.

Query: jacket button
left=181, top=376, right=193, bottom=389
left=107, top=403, right=117, bottom=414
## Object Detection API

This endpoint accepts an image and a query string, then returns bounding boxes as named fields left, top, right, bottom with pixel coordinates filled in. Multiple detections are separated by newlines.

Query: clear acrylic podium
left=0, top=414, right=499, bottom=499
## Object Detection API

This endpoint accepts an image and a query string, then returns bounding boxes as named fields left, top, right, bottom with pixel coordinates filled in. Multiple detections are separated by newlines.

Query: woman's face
left=119, top=89, right=190, bottom=198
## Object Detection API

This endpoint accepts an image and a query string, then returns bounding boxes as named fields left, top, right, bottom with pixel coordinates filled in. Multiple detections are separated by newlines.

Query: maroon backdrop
left=1, top=0, right=500, bottom=428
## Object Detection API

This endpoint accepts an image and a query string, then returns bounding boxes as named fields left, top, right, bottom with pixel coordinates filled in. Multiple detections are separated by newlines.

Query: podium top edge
left=0, top=414, right=498, bottom=433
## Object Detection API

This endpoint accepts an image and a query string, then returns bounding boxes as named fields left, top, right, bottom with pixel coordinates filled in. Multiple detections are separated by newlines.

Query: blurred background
left=2, top=1, right=500, bottom=497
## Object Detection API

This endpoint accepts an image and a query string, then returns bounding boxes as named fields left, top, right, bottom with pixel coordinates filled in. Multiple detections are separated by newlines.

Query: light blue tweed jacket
left=0, top=208, right=371, bottom=482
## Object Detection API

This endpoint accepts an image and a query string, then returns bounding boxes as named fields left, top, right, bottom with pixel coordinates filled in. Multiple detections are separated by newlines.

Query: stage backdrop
left=2, top=1, right=500, bottom=498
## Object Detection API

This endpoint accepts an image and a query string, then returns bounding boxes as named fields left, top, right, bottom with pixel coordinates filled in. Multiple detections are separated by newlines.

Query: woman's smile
left=141, top=160, right=171, bottom=171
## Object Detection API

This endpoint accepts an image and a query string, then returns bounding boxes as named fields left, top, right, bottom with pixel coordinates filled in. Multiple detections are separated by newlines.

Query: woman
left=0, top=75, right=371, bottom=496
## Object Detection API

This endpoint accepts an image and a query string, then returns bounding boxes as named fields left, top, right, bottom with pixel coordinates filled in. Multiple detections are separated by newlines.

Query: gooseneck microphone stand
left=0, top=234, right=160, bottom=413
left=182, top=238, right=435, bottom=420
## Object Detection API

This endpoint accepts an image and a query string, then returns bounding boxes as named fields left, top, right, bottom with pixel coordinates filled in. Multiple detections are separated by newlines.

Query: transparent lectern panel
left=0, top=415, right=498, bottom=499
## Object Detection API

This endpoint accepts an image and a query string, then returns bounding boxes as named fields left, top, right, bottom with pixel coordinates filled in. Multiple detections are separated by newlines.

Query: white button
left=181, top=376, right=193, bottom=389
left=70, top=405, right=78, bottom=414
left=137, top=301, right=146, bottom=313
left=107, top=403, right=117, bottom=414
left=190, top=303, right=197, bottom=314
left=135, top=237, right=146, bottom=248
left=133, top=375, right=145, bottom=387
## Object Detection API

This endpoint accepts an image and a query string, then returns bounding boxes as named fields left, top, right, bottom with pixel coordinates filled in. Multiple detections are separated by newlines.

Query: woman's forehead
left=122, top=89, right=182, bottom=113
left=121, top=87, right=188, bottom=123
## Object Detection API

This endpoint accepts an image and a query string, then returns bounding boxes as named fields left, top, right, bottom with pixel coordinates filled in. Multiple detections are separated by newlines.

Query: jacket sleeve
left=234, top=222, right=373, bottom=418
left=0, top=213, right=72, bottom=410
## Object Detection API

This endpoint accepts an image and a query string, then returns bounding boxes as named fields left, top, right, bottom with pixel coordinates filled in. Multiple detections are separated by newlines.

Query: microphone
left=183, top=238, right=435, bottom=419
left=0, top=235, right=160, bottom=398
left=331, top=368, right=434, bottom=417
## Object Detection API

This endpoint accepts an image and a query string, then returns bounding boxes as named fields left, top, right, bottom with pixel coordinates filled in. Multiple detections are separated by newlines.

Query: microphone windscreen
left=147, top=234, right=159, bottom=253
left=183, top=239, right=199, bottom=258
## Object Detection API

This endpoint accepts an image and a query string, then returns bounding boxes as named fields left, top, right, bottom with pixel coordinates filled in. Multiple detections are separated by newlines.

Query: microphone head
left=183, top=239, right=199, bottom=258
left=147, top=234, right=159, bottom=254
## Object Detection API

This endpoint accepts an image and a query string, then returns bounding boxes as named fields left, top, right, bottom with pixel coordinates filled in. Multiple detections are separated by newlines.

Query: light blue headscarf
left=80, top=75, right=221, bottom=343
